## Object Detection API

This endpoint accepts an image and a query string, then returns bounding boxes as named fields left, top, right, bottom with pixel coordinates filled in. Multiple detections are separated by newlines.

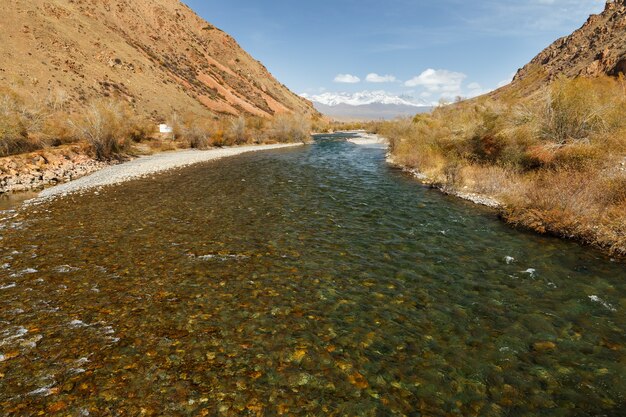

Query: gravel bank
left=344, top=131, right=389, bottom=147
left=35, top=143, right=303, bottom=202
left=386, top=155, right=503, bottom=208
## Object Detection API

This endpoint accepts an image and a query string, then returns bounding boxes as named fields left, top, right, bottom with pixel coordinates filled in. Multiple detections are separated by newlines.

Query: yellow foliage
left=376, top=74, right=626, bottom=254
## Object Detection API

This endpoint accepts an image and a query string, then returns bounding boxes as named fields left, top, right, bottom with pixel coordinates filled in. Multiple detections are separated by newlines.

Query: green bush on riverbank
left=372, top=75, right=626, bottom=255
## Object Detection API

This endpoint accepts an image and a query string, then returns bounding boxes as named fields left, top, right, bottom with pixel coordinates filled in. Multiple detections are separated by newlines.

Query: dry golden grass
left=0, top=89, right=44, bottom=156
left=375, top=75, right=626, bottom=255
left=267, top=114, right=312, bottom=143
left=165, top=112, right=313, bottom=149
left=2, top=86, right=315, bottom=164
left=503, top=170, right=626, bottom=255
left=1, top=88, right=156, bottom=160
left=69, top=100, right=147, bottom=160
left=227, top=116, right=249, bottom=145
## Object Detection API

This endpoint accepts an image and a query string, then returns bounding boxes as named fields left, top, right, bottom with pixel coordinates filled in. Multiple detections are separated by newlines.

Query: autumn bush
left=245, top=116, right=268, bottom=143
left=0, top=89, right=45, bottom=156
left=267, top=113, right=312, bottom=143
left=376, top=74, right=626, bottom=254
left=69, top=100, right=149, bottom=159
left=0, top=88, right=156, bottom=160
left=167, top=113, right=214, bottom=149
left=226, top=116, right=249, bottom=145
left=164, top=111, right=315, bottom=149
left=1, top=90, right=316, bottom=160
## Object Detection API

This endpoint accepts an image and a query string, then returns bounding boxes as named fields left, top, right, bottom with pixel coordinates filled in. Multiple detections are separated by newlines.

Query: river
left=1, top=133, right=625, bottom=415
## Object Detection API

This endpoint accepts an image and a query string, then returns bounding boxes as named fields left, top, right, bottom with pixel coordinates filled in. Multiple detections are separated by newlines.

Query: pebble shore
left=34, top=143, right=303, bottom=202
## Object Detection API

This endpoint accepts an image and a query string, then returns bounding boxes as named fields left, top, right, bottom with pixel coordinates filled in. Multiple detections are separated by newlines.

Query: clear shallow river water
left=1, top=133, right=625, bottom=416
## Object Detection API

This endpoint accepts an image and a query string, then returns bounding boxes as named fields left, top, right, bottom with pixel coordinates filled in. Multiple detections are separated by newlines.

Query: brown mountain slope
left=514, top=0, right=626, bottom=83
left=0, top=0, right=315, bottom=119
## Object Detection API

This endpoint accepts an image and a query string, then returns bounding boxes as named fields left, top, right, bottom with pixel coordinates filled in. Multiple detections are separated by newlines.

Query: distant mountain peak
left=301, top=91, right=429, bottom=107
left=301, top=91, right=431, bottom=121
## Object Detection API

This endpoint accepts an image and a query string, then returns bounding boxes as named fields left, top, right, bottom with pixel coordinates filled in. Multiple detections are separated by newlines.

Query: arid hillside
left=514, top=0, right=626, bottom=83
left=0, top=0, right=315, bottom=119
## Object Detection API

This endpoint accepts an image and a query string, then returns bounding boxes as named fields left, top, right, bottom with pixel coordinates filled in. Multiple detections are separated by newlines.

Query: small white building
left=159, top=124, right=174, bottom=134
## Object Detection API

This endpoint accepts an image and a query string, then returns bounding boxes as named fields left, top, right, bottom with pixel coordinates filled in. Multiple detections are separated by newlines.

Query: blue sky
left=183, top=0, right=605, bottom=104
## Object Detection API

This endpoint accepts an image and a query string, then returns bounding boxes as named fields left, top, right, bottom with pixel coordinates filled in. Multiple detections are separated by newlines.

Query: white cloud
left=365, top=73, right=397, bottom=83
left=404, top=69, right=467, bottom=97
left=334, top=74, right=361, bottom=84
left=467, top=82, right=481, bottom=90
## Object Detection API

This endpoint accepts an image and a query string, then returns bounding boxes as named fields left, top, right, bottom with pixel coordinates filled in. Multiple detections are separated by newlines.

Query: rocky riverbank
left=347, top=131, right=502, bottom=209
left=386, top=156, right=503, bottom=209
left=35, top=143, right=304, bottom=202
left=2, top=143, right=304, bottom=204
left=0, top=145, right=113, bottom=194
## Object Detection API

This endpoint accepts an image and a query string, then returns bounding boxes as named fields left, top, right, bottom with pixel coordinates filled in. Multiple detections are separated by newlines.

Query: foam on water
left=54, top=265, right=80, bottom=273
left=69, top=320, right=88, bottom=328
left=589, top=295, right=617, bottom=312
left=28, top=383, right=56, bottom=397
left=9, top=268, right=38, bottom=278
left=0, top=326, right=28, bottom=347
left=193, top=253, right=250, bottom=262
left=76, top=357, right=90, bottom=365
left=20, top=334, right=43, bottom=349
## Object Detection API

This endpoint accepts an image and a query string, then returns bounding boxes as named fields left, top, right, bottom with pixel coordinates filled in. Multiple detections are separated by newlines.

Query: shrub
left=42, top=111, right=78, bottom=146
left=0, top=89, right=44, bottom=157
left=246, top=116, right=267, bottom=143
left=374, top=74, right=626, bottom=254
left=540, top=77, right=605, bottom=143
left=168, top=112, right=184, bottom=141
left=267, top=114, right=311, bottom=143
left=226, top=116, right=248, bottom=145
left=601, top=175, right=626, bottom=205
left=127, top=117, right=156, bottom=143
left=167, top=113, right=213, bottom=149
left=69, top=100, right=134, bottom=160
left=551, top=142, right=601, bottom=170
left=186, top=125, right=211, bottom=149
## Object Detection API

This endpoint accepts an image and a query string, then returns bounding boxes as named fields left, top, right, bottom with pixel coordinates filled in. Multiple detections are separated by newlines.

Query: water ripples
left=0, top=134, right=625, bottom=415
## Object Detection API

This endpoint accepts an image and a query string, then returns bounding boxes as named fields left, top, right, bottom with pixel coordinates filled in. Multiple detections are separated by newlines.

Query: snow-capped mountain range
left=300, top=91, right=432, bottom=121
left=300, top=90, right=430, bottom=107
